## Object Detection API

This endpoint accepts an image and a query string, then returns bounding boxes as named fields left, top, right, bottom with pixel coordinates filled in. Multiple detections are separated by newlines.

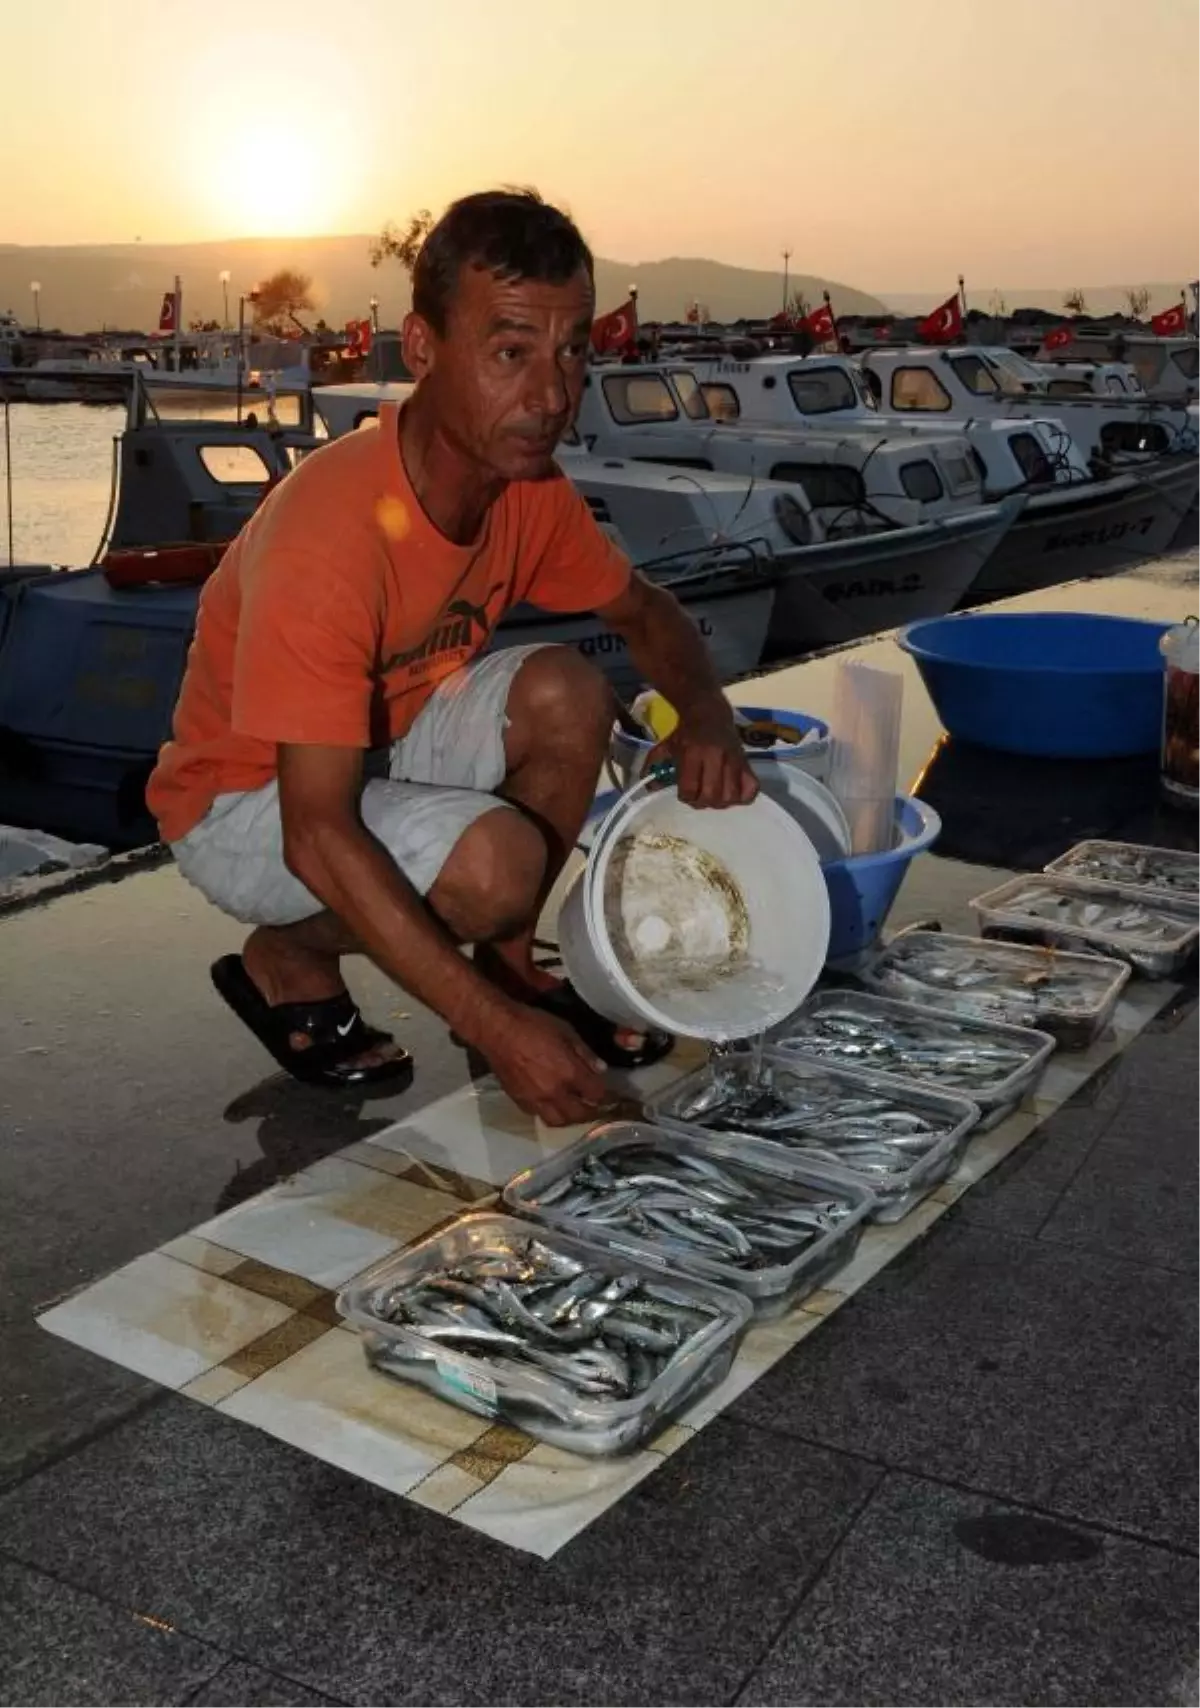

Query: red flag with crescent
left=1043, top=326, right=1073, bottom=351
left=917, top=294, right=963, bottom=344
left=1151, top=301, right=1188, bottom=336
left=158, top=290, right=177, bottom=333
left=591, top=298, right=637, bottom=354
left=803, top=303, right=837, bottom=343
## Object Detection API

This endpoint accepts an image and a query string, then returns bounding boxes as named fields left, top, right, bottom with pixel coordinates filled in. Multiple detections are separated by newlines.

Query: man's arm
left=275, top=744, right=610, bottom=1126
left=595, top=571, right=758, bottom=808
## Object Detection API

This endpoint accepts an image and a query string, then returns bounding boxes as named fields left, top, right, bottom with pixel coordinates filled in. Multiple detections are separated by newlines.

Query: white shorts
left=171, top=644, right=549, bottom=927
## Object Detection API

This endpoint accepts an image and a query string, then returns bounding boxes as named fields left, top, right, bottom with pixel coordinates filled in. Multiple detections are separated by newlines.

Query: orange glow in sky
left=2, top=0, right=1196, bottom=289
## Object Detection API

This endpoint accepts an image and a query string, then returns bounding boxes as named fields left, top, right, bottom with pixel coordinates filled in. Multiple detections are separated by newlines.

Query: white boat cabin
left=572, top=363, right=990, bottom=534
left=1033, top=331, right=1198, bottom=398
left=688, top=351, right=1096, bottom=494
left=858, top=346, right=1193, bottom=462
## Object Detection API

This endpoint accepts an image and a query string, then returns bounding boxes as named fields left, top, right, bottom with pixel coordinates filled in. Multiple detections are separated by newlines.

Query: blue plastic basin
left=899, top=612, right=1171, bottom=759
left=822, top=795, right=941, bottom=961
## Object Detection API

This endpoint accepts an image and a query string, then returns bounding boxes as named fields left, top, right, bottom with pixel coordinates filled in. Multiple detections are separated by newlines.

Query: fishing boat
left=690, top=350, right=1199, bottom=594
left=0, top=377, right=776, bottom=846
left=313, top=377, right=1020, bottom=659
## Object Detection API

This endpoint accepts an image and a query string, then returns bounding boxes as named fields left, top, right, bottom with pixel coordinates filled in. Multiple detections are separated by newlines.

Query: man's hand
left=480, top=1005, right=613, bottom=1127
left=596, top=573, right=759, bottom=809
left=649, top=704, right=758, bottom=808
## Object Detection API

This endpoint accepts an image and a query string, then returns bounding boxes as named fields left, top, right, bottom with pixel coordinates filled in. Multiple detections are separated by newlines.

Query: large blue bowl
left=899, top=612, right=1171, bottom=759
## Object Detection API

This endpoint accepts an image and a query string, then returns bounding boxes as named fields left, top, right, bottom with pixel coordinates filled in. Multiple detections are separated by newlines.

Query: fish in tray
left=1049, top=842, right=1199, bottom=897
left=988, top=885, right=1190, bottom=941
left=537, top=1144, right=856, bottom=1270
left=868, top=935, right=1117, bottom=1029
left=776, top=1002, right=1043, bottom=1098
left=369, top=1234, right=720, bottom=1401
left=671, top=1061, right=959, bottom=1180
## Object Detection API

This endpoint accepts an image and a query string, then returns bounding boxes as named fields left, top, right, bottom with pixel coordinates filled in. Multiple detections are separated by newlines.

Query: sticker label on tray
left=434, top=1356, right=497, bottom=1412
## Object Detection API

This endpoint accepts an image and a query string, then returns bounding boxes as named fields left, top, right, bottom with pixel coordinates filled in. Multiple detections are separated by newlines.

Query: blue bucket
left=899, top=612, right=1172, bottom=759
left=822, top=795, right=941, bottom=961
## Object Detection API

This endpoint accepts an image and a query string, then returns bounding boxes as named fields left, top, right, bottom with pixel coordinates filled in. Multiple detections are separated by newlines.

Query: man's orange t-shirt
left=146, top=405, right=632, bottom=844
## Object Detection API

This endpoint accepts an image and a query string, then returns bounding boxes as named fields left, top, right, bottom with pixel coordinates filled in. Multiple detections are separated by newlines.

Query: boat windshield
left=670, top=370, right=711, bottom=421
left=985, top=349, right=1046, bottom=394
left=786, top=366, right=861, bottom=414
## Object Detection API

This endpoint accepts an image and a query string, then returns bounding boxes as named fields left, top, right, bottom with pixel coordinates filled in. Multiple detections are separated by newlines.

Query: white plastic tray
left=503, top=1120, right=876, bottom=1318
left=645, top=1053, right=980, bottom=1223
left=1045, top=840, right=1199, bottom=902
left=336, top=1212, right=750, bottom=1457
left=771, top=988, right=1056, bottom=1129
left=857, top=929, right=1132, bottom=1048
left=971, top=874, right=1200, bottom=980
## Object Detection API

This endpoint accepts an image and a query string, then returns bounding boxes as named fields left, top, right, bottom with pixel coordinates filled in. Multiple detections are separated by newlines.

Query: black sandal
left=210, top=955, right=414, bottom=1090
left=531, top=979, right=674, bottom=1071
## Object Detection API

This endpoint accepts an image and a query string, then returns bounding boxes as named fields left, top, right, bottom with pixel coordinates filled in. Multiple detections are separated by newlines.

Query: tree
left=252, top=269, right=316, bottom=336
left=1062, top=289, right=1088, bottom=315
left=1124, top=286, right=1151, bottom=320
left=787, top=290, right=811, bottom=321
left=370, top=209, right=434, bottom=277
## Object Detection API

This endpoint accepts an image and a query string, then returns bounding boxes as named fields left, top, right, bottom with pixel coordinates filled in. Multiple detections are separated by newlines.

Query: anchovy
left=368, top=1233, right=727, bottom=1406
left=530, top=1139, right=857, bottom=1270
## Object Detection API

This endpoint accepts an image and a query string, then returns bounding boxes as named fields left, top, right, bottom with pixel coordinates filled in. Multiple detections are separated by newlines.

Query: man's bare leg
left=478, top=646, right=613, bottom=1001
left=240, top=804, right=547, bottom=1068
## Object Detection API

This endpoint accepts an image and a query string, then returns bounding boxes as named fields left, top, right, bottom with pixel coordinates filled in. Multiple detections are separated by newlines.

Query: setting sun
left=193, top=116, right=351, bottom=237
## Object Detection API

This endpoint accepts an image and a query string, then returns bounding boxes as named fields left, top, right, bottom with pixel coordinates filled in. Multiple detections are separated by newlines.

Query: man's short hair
left=412, top=189, right=594, bottom=336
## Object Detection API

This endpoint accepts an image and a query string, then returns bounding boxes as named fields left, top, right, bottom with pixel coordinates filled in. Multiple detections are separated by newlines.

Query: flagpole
left=958, top=274, right=967, bottom=317
left=782, top=249, right=791, bottom=313
left=173, top=274, right=182, bottom=373
left=823, top=289, right=838, bottom=352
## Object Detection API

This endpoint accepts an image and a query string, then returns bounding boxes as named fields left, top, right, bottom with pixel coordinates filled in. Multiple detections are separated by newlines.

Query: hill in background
left=885, top=284, right=1192, bottom=318
left=0, top=234, right=886, bottom=333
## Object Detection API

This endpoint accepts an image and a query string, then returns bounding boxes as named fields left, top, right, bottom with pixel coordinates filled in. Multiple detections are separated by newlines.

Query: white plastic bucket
left=557, top=775, right=831, bottom=1043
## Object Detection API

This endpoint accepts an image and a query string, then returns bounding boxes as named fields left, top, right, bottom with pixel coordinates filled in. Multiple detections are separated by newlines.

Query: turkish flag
left=1043, top=326, right=1073, bottom=351
left=917, top=294, right=963, bottom=344
left=158, top=290, right=177, bottom=333
left=769, top=310, right=793, bottom=330
left=591, top=298, right=637, bottom=355
left=1151, top=302, right=1188, bottom=336
left=803, top=303, right=837, bottom=343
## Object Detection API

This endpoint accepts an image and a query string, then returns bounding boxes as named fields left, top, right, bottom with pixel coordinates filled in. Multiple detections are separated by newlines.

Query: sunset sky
left=3, top=0, right=1196, bottom=291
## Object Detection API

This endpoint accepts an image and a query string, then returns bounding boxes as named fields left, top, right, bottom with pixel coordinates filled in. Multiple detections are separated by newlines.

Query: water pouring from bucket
left=557, top=770, right=832, bottom=1044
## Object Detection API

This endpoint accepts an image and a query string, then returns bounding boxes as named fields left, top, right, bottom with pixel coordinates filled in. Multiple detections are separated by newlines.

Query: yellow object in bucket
left=630, top=690, right=680, bottom=742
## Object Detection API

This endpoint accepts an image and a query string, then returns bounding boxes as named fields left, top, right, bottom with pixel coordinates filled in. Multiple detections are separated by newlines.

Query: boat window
left=1100, top=420, right=1171, bottom=456
left=769, top=462, right=865, bottom=508
left=560, top=422, right=582, bottom=446
left=1105, top=375, right=1128, bottom=394
left=701, top=383, right=740, bottom=422
left=197, top=444, right=273, bottom=484
left=899, top=459, right=944, bottom=502
left=1171, top=347, right=1198, bottom=381
left=671, top=370, right=710, bottom=421
left=786, top=368, right=858, bottom=414
left=890, top=367, right=953, bottom=412
left=1010, top=432, right=1054, bottom=484
left=950, top=355, right=1000, bottom=396
left=862, top=367, right=883, bottom=403
left=601, top=374, right=679, bottom=424
left=1045, top=378, right=1092, bottom=397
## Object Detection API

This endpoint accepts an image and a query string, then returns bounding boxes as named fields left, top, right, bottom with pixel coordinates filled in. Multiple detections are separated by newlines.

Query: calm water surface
left=0, top=403, right=122, bottom=565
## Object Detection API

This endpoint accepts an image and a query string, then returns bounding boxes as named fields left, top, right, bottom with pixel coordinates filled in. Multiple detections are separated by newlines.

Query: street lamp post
left=781, top=250, right=791, bottom=313
left=219, top=270, right=231, bottom=330
left=30, top=281, right=41, bottom=331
